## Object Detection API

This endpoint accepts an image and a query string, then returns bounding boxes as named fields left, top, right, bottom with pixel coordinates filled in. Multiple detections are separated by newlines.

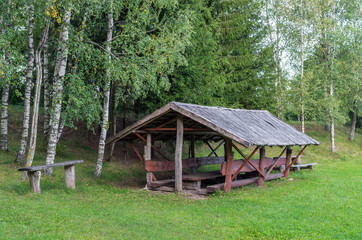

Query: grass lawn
left=0, top=106, right=361, bottom=239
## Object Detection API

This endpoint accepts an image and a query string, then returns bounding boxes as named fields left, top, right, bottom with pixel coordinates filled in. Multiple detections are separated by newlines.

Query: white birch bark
left=22, top=20, right=50, bottom=180
left=0, top=1, right=11, bottom=151
left=94, top=0, right=113, bottom=177
left=16, top=2, right=35, bottom=163
left=0, top=82, right=9, bottom=151
left=330, top=2, right=336, bottom=153
left=45, top=10, right=71, bottom=175
left=43, top=34, right=50, bottom=142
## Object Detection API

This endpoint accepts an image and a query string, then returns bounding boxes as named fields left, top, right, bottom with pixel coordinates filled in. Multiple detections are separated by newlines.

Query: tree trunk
left=0, top=1, right=10, bottom=152
left=43, top=33, right=50, bottom=142
left=94, top=0, right=113, bottom=177
left=349, top=97, right=358, bottom=141
left=45, top=10, right=71, bottom=176
left=22, top=19, right=50, bottom=180
left=0, top=82, right=9, bottom=151
left=15, top=2, right=35, bottom=164
left=330, top=2, right=336, bottom=153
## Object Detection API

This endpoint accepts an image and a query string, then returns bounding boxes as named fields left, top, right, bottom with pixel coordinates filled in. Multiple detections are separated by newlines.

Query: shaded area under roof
left=106, top=102, right=320, bottom=147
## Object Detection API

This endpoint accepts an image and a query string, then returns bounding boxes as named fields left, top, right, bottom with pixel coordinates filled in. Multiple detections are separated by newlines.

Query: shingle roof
left=106, top=102, right=320, bottom=147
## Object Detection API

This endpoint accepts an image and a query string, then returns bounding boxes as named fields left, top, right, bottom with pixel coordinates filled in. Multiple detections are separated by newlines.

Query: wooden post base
left=28, top=171, right=41, bottom=193
left=64, top=165, right=75, bottom=189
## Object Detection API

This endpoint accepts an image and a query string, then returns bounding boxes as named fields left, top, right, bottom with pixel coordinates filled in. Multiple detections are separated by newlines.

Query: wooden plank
left=182, top=171, right=223, bottom=181
left=142, top=128, right=210, bottom=132
left=231, top=146, right=259, bottom=181
left=148, top=179, right=174, bottom=188
left=265, top=173, right=284, bottom=180
left=224, top=139, right=233, bottom=192
left=175, top=115, right=183, bottom=192
left=207, top=177, right=258, bottom=192
left=134, top=133, right=171, bottom=161
left=18, top=160, right=84, bottom=172
left=284, top=147, right=293, bottom=179
left=258, top=147, right=265, bottom=187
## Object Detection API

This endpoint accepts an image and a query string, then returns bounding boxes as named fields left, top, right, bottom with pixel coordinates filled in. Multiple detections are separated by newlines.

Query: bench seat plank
left=18, top=160, right=84, bottom=172
left=182, top=171, right=223, bottom=181
left=148, top=179, right=175, bottom=188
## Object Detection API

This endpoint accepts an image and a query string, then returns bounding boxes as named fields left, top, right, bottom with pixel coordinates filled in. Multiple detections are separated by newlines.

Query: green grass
left=0, top=106, right=361, bottom=239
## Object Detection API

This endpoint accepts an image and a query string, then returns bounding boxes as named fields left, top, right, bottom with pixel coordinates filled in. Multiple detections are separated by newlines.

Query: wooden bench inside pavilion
left=106, top=102, right=319, bottom=194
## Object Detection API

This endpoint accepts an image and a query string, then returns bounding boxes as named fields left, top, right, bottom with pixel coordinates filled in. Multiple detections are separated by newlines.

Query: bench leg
left=64, top=165, right=75, bottom=189
left=28, top=171, right=41, bottom=193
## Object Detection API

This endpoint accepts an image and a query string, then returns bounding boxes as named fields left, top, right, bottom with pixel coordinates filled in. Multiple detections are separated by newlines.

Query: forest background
left=0, top=0, right=360, bottom=177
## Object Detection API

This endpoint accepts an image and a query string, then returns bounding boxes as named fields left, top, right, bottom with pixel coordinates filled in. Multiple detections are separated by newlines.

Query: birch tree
left=94, top=0, right=113, bottom=177
left=15, top=1, right=35, bottom=163
left=45, top=7, right=71, bottom=175
left=23, top=18, right=50, bottom=179
left=0, top=0, right=11, bottom=152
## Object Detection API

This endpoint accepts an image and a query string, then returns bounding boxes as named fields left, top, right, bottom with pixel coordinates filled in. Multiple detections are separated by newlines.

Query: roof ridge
left=172, top=102, right=269, bottom=112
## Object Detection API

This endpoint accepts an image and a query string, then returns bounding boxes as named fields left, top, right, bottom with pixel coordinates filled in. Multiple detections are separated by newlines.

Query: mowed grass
left=0, top=106, right=361, bottom=239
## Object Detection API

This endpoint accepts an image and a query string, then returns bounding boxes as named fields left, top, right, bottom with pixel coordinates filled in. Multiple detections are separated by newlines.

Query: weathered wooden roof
left=106, top=102, right=320, bottom=147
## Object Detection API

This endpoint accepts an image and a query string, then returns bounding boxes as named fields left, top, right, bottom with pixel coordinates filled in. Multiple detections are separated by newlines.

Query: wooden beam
left=157, top=117, right=177, bottom=128
left=231, top=142, right=263, bottom=176
left=206, top=140, right=224, bottom=157
left=129, top=141, right=144, bottom=164
left=141, top=128, right=211, bottom=132
left=134, top=133, right=171, bottom=161
left=258, top=147, right=265, bottom=187
left=145, top=133, right=153, bottom=183
left=284, top=147, right=293, bottom=179
left=223, top=139, right=233, bottom=192
left=286, top=145, right=308, bottom=172
left=190, top=135, right=196, bottom=173
left=231, top=146, right=260, bottom=181
left=106, top=103, right=173, bottom=145
left=175, top=115, right=184, bottom=192
left=265, top=146, right=288, bottom=178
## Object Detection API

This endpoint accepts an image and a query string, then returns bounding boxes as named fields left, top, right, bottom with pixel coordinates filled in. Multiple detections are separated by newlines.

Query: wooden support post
left=175, top=115, right=184, bottom=192
left=190, top=135, right=196, bottom=174
left=224, top=139, right=233, bottom=192
left=284, top=147, right=292, bottom=179
left=28, top=171, right=41, bottom=193
left=64, top=165, right=75, bottom=189
left=145, top=133, right=153, bottom=184
left=258, top=147, right=265, bottom=187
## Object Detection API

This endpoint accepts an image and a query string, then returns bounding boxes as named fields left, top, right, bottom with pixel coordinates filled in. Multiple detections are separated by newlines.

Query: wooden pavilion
left=106, top=102, right=319, bottom=194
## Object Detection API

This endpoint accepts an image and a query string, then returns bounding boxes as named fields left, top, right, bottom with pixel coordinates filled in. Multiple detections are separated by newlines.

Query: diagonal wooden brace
left=285, top=145, right=307, bottom=172
left=128, top=141, right=157, bottom=181
left=134, top=133, right=171, bottom=161
left=232, top=146, right=260, bottom=181
left=265, top=146, right=288, bottom=178
left=206, top=140, right=224, bottom=157
left=231, top=142, right=264, bottom=177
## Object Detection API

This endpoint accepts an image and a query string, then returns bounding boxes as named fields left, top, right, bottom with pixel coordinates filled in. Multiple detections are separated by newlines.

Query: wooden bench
left=18, top=160, right=84, bottom=193
left=291, top=163, right=317, bottom=171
